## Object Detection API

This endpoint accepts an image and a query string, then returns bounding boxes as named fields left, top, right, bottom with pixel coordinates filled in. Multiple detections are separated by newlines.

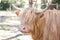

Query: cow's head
left=12, top=0, right=52, bottom=34
left=16, top=7, right=47, bottom=34
left=17, top=8, right=45, bottom=33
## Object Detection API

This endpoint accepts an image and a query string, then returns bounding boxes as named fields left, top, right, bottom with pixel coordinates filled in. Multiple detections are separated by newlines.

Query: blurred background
left=0, top=0, right=60, bottom=40
left=0, top=0, right=60, bottom=11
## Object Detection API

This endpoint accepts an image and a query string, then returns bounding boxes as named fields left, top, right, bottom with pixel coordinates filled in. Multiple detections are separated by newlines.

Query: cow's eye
left=40, top=14, right=44, bottom=18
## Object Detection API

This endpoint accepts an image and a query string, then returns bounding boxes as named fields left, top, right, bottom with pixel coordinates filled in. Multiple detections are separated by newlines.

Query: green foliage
left=41, top=0, right=60, bottom=4
left=58, top=4, right=60, bottom=10
left=0, top=0, right=10, bottom=10
left=52, top=0, right=60, bottom=9
left=0, top=0, right=25, bottom=10
left=41, top=5, right=46, bottom=9
left=52, top=0, right=60, bottom=4
left=41, top=0, right=46, bottom=4
left=11, top=0, right=25, bottom=8
left=17, top=0, right=25, bottom=8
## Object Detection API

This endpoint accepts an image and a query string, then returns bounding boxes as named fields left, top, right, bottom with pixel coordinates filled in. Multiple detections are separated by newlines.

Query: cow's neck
left=31, top=25, right=43, bottom=40
left=31, top=17, right=45, bottom=40
left=32, top=29, right=43, bottom=40
left=44, top=10, right=58, bottom=40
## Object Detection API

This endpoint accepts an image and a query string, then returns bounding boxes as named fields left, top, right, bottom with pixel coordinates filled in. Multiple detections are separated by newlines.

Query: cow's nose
left=21, top=26, right=26, bottom=30
left=23, top=27, right=25, bottom=30
left=19, top=25, right=26, bottom=31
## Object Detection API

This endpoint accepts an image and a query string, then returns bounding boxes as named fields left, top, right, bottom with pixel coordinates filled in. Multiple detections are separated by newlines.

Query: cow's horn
left=12, top=4, right=22, bottom=10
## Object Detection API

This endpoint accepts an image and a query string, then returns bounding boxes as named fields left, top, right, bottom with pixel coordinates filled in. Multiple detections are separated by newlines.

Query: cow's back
left=55, top=10, right=60, bottom=40
left=44, top=10, right=60, bottom=40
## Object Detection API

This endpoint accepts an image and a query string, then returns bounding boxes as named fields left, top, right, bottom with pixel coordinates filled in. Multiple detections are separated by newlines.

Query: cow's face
left=17, top=8, right=44, bottom=33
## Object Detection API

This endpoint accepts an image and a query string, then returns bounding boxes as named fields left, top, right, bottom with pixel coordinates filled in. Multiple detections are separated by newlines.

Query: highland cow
left=15, top=7, right=59, bottom=40
left=11, top=0, right=60, bottom=40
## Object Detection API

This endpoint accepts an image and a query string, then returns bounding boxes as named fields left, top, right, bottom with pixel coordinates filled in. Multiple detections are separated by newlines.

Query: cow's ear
left=15, top=10, right=21, bottom=16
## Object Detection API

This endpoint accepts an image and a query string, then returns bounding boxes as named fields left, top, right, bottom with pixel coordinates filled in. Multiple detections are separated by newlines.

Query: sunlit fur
left=16, top=8, right=60, bottom=40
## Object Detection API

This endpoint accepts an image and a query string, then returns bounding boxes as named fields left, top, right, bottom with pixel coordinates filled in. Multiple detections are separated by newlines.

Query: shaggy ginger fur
left=16, top=8, right=59, bottom=40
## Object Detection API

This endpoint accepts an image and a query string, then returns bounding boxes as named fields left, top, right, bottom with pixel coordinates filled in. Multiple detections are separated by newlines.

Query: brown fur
left=16, top=8, right=60, bottom=40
